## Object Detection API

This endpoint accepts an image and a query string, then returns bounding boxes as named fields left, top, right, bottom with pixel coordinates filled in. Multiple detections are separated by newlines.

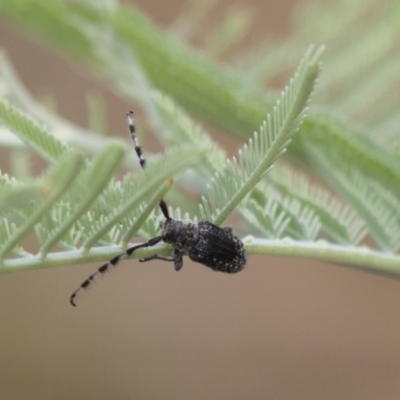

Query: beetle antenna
left=126, top=111, right=170, bottom=220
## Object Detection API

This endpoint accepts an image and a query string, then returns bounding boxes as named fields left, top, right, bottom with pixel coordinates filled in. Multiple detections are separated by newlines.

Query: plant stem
left=246, top=237, right=400, bottom=277
left=1, top=238, right=400, bottom=278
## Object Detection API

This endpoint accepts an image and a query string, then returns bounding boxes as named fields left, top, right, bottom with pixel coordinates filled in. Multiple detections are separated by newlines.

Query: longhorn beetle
left=70, top=112, right=246, bottom=306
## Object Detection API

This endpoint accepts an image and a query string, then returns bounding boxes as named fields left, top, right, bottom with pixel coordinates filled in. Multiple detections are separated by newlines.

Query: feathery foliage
left=0, top=99, right=70, bottom=162
left=0, top=0, right=400, bottom=279
left=264, top=166, right=367, bottom=245
left=0, top=99, right=206, bottom=270
left=200, top=45, right=322, bottom=225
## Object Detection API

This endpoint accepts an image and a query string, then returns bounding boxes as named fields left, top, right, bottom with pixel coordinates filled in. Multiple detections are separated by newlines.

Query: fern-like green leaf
left=1, top=0, right=400, bottom=280
left=266, top=165, right=367, bottom=245
left=0, top=53, right=124, bottom=162
left=152, top=91, right=226, bottom=175
left=0, top=151, right=85, bottom=261
left=293, top=113, right=400, bottom=200
left=38, top=142, right=126, bottom=258
left=0, top=99, right=70, bottom=162
left=241, top=187, right=322, bottom=241
left=200, top=46, right=323, bottom=226
left=0, top=171, right=38, bottom=216
left=307, top=145, right=400, bottom=252
left=80, top=144, right=205, bottom=252
left=240, top=195, right=290, bottom=238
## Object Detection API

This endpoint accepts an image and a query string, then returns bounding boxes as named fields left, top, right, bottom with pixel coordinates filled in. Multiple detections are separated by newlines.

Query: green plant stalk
left=246, top=238, right=400, bottom=278
left=39, top=143, right=126, bottom=258
left=1, top=244, right=171, bottom=274
left=1, top=239, right=400, bottom=278
left=0, top=151, right=85, bottom=262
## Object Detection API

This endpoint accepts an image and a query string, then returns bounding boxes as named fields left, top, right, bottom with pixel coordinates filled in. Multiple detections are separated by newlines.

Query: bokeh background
left=1, top=1, right=400, bottom=399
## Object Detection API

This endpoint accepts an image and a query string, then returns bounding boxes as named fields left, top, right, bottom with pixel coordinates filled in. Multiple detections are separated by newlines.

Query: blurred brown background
left=1, top=1, right=400, bottom=399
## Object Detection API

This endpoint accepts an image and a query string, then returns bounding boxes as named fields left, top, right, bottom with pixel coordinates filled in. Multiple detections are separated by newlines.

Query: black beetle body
left=160, top=218, right=246, bottom=273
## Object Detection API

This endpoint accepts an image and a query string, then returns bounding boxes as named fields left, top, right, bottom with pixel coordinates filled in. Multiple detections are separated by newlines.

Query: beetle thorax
left=160, top=219, right=199, bottom=252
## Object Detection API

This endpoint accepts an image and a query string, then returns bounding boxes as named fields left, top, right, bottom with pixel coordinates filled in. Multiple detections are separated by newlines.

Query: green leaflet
left=200, top=46, right=323, bottom=226
left=0, top=99, right=70, bottom=162
left=0, top=151, right=85, bottom=261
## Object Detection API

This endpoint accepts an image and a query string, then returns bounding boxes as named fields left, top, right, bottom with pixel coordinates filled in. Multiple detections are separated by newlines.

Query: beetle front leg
left=140, top=249, right=184, bottom=272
